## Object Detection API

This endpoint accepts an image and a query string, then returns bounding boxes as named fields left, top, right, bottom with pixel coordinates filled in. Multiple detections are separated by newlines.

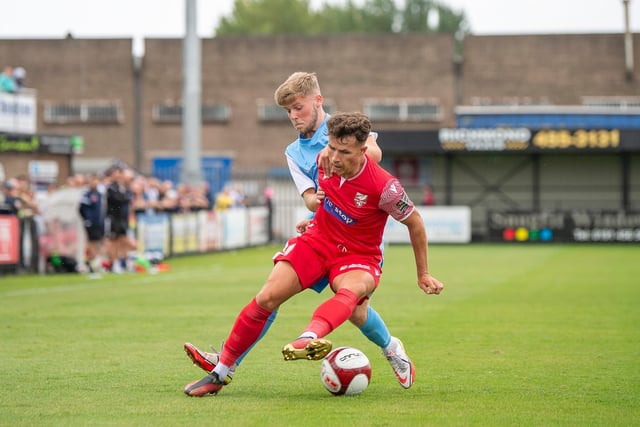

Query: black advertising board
left=487, top=210, right=640, bottom=243
left=377, top=129, right=640, bottom=153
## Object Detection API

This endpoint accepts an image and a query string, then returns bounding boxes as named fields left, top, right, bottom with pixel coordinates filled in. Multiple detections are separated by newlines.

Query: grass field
left=1, top=244, right=639, bottom=426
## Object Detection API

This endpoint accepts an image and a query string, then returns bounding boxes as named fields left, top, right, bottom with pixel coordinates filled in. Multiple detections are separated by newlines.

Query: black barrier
left=487, top=210, right=640, bottom=243
left=19, top=217, right=40, bottom=273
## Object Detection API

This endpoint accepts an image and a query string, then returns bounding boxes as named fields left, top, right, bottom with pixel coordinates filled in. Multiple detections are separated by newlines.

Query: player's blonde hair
left=274, top=71, right=321, bottom=106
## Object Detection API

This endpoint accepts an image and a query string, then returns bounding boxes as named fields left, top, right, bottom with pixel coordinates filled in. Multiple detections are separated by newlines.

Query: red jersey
left=301, top=155, right=415, bottom=259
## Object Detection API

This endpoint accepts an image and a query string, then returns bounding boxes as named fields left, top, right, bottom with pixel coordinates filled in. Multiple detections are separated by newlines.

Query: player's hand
left=296, top=219, right=311, bottom=234
left=418, top=273, right=443, bottom=295
left=316, top=187, right=325, bottom=206
left=319, top=147, right=333, bottom=178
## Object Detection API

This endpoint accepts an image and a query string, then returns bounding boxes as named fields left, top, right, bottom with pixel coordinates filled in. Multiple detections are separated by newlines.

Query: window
left=582, top=97, right=640, bottom=110
left=257, top=100, right=288, bottom=122
left=202, top=104, right=231, bottom=122
left=470, top=96, right=552, bottom=106
left=152, top=102, right=231, bottom=123
left=153, top=103, right=182, bottom=123
left=363, top=98, right=441, bottom=122
left=44, top=101, right=122, bottom=124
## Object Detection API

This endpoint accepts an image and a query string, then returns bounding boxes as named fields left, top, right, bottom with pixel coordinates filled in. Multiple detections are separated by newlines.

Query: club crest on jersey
left=354, top=192, right=368, bottom=207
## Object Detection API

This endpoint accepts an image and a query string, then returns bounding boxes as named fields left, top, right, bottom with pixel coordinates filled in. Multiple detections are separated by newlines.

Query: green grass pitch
left=1, top=244, right=639, bottom=426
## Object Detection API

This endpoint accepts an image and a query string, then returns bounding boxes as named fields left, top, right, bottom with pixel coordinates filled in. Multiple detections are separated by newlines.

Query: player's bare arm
left=364, top=134, right=382, bottom=163
left=402, top=210, right=444, bottom=295
left=301, top=187, right=325, bottom=212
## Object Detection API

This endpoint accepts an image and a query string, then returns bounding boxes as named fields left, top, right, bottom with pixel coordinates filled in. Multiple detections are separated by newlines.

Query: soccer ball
left=320, top=347, right=372, bottom=396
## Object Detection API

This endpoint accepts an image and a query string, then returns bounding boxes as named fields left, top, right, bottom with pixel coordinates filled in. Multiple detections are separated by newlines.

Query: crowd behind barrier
left=0, top=165, right=273, bottom=276
left=0, top=65, right=26, bottom=93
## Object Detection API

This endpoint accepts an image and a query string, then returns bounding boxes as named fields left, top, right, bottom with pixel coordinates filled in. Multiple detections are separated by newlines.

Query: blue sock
left=235, top=309, right=277, bottom=365
left=358, top=306, right=391, bottom=349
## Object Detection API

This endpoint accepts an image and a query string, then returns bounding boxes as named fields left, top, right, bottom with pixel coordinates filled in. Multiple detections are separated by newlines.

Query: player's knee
left=348, top=304, right=368, bottom=327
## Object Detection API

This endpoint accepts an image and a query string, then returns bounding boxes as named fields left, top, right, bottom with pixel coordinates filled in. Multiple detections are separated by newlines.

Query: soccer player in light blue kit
left=184, top=72, right=415, bottom=388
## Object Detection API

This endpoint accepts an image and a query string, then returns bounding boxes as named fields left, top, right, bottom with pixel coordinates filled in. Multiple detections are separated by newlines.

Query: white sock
left=383, top=338, right=396, bottom=355
left=298, top=332, right=317, bottom=339
left=213, top=363, right=229, bottom=380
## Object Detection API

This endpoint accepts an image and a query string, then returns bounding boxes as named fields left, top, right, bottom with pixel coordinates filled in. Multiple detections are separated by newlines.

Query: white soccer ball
left=320, top=346, right=372, bottom=396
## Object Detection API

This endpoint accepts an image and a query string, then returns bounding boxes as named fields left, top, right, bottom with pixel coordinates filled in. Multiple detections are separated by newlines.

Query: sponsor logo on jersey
left=395, top=191, right=412, bottom=214
left=339, top=263, right=372, bottom=272
left=324, top=197, right=356, bottom=225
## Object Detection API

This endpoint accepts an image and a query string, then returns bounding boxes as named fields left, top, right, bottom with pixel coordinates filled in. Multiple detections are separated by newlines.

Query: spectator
left=13, top=66, right=26, bottom=90
left=264, top=186, right=274, bottom=242
left=214, top=189, right=233, bottom=211
left=176, top=184, right=192, bottom=212
left=105, top=166, right=132, bottom=273
left=228, top=185, right=246, bottom=207
left=14, top=174, right=39, bottom=218
left=201, top=181, right=213, bottom=210
left=0, top=180, right=19, bottom=214
left=130, top=177, right=149, bottom=216
left=184, top=183, right=210, bottom=211
left=0, top=66, right=16, bottom=93
left=143, top=176, right=161, bottom=214
left=79, top=174, right=105, bottom=275
left=158, top=180, right=179, bottom=212
left=422, top=184, right=435, bottom=206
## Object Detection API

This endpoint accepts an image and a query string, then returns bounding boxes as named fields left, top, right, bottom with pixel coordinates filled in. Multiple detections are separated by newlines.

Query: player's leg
left=185, top=260, right=301, bottom=396
left=350, top=303, right=391, bottom=348
left=282, top=268, right=376, bottom=361
left=186, top=274, right=332, bottom=372
left=184, top=309, right=277, bottom=375
left=351, top=301, right=415, bottom=389
left=184, top=239, right=308, bottom=375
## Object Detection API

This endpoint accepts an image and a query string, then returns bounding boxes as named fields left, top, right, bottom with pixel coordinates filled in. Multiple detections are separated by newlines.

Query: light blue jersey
left=285, top=115, right=329, bottom=195
left=285, top=115, right=331, bottom=293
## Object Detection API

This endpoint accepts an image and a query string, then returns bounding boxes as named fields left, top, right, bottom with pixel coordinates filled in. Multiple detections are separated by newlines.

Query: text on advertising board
left=532, top=129, right=620, bottom=150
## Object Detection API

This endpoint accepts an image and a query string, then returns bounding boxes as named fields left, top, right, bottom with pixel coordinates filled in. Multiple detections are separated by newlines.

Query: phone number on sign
left=573, top=228, right=640, bottom=242
left=533, top=129, right=620, bottom=149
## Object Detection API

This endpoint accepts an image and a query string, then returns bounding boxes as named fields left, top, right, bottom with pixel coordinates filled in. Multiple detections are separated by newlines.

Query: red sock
left=219, top=298, right=272, bottom=366
left=305, top=288, right=359, bottom=338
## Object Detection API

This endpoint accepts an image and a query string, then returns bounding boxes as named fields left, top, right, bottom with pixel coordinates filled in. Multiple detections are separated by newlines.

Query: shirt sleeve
left=378, top=177, right=415, bottom=222
left=287, top=155, right=316, bottom=196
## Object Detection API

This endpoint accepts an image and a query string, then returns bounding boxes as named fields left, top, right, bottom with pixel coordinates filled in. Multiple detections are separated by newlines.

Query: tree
left=214, top=0, right=468, bottom=37
left=314, top=0, right=397, bottom=34
left=216, top=0, right=315, bottom=35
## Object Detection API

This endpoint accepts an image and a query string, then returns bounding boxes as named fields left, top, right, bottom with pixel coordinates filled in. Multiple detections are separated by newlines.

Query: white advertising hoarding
left=384, top=206, right=472, bottom=244
left=0, top=91, right=37, bottom=134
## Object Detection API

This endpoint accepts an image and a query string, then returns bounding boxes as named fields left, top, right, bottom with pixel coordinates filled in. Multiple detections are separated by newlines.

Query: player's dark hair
left=327, top=112, right=371, bottom=145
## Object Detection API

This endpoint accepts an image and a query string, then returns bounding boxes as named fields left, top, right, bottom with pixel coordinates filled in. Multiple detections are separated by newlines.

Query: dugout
left=377, top=108, right=640, bottom=242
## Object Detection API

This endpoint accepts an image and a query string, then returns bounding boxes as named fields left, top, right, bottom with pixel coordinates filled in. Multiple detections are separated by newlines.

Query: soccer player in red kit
left=184, top=112, right=444, bottom=397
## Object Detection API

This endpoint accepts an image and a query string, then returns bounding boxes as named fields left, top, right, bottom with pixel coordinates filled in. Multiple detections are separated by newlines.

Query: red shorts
left=273, top=236, right=382, bottom=292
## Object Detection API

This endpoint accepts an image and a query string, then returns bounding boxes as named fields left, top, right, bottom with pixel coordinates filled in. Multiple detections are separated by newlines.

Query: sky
left=0, top=0, right=636, bottom=48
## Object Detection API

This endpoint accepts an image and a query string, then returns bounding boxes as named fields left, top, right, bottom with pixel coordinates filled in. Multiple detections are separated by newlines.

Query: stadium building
left=0, top=32, right=639, bottom=241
